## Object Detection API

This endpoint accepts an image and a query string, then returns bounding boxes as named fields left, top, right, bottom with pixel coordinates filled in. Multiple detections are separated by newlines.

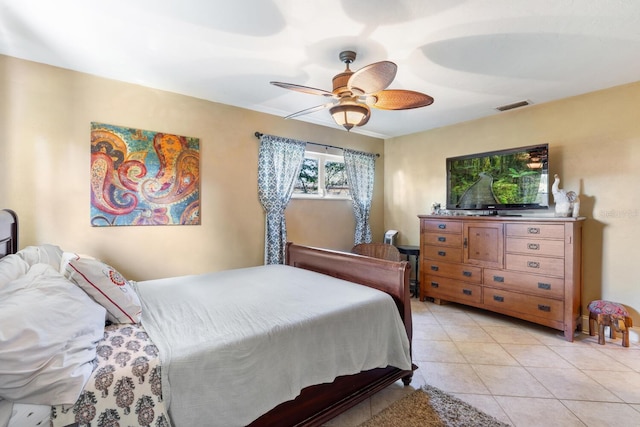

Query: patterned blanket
left=51, top=324, right=171, bottom=427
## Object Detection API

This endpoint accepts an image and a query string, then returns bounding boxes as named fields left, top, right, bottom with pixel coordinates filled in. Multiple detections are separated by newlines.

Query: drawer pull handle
left=527, top=243, right=540, bottom=250
left=463, top=289, right=472, bottom=296
left=493, top=295, right=504, bottom=302
left=527, top=261, right=540, bottom=268
left=463, top=237, right=468, bottom=248
left=438, top=236, right=446, bottom=242
left=538, top=282, right=551, bottom=290
left=431, top=282, right=439, bottom=288
left=538, top=304, right=551, bottom=312
left=438, top=224, right=446, bottom=229
left=430, top=265, right=439, bottom=272
left=438, top=251, right=446, bottom=257
left=462, top=271, right=472, bottom=277
left=527, top=227, right=540, bottom=234
left=493, top=276, right=505, bottom=283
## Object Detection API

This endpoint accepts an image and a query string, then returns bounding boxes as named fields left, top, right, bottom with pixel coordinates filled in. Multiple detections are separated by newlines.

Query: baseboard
left=580, top=314, right=638, bottom=344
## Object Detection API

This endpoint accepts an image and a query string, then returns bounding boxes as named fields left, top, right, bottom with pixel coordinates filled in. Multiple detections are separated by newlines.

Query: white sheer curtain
left=257, top=134, right=306, bottom=264
left=344, top=148, right=376, bottom=245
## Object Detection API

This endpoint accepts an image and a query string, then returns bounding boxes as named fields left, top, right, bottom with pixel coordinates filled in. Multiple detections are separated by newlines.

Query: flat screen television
left=446, top=144, right=549, bottom=214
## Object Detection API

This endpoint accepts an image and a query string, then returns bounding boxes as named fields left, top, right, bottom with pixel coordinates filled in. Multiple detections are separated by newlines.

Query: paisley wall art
left=90, top=122, right=200, bottom=226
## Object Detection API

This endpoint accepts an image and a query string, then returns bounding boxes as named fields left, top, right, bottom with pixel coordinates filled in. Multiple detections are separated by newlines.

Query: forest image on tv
left=448, top=148, right=547, bottom=209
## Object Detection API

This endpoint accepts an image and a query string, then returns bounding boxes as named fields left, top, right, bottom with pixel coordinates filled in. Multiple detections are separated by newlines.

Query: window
left=293, top=152, right=350, bottom=199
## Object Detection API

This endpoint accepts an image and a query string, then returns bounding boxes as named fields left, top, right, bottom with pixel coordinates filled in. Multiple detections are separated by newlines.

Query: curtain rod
left=254, top=132, right=379, bottom=157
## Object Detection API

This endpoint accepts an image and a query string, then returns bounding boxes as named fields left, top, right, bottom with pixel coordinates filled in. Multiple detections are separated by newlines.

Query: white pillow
left=0, top=263, right=106, bottom=405
left=65, top=257, right=142, bottom=324
left=16, top=244, right=63, bottom=269
left=0, top=254, right=29, bottom=289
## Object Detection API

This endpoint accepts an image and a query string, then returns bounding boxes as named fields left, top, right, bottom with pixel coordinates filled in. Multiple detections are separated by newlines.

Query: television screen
left=446, top=144, right=549, bottom=212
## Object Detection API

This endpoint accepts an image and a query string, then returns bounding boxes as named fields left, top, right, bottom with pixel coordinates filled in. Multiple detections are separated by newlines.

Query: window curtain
left=344, top=148, right=376, bottom=245
left=257, top=134, right=306, bottom=264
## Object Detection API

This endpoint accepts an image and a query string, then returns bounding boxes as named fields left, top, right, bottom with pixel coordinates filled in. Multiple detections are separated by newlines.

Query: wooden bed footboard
left=248, top=243, right=415, bottom=427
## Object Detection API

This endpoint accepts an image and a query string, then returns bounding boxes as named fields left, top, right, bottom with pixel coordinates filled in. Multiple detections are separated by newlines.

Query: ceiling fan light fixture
left=329, top=100, right=370, bottom=131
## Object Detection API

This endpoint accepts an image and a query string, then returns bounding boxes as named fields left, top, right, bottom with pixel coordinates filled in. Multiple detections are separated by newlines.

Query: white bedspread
left=134, top=264, right=411, bottom=427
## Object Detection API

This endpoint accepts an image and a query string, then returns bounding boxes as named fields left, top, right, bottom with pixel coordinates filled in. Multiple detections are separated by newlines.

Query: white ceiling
left=2, top=0, right=640, bottom=139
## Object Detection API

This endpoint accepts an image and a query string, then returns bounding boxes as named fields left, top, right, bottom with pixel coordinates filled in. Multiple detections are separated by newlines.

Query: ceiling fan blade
left=284, top=103, right=334, bottom=119
left=348, top=61, right=397, bottom=95
left=367, top=89, right=434, bottom=110
left=270, top=81, right=334, bottom=97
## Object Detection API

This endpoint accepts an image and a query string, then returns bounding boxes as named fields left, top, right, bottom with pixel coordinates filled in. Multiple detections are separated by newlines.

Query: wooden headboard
left=0, top=209, right=18, bottom=258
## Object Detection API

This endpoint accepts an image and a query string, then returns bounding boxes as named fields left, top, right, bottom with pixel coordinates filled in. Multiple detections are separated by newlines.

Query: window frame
left=292, top=151, right=351, bottom=200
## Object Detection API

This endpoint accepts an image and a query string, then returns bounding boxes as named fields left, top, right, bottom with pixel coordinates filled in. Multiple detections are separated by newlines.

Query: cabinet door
left=463, top=222, right=504, bottom=268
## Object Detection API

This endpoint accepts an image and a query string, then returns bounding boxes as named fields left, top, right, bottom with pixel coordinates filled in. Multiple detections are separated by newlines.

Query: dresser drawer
left=423, top=245, right=463, bottom=263
left=424, top=276, right=482, bottom=304
left=505, top=254, right=564, bottom=277
left=483, top=269, right=564, bottom=299
left=422, top=219, right=462, bottom=234
left=423, top=232, right=463, bottom=247
left=506, top=223, right=564, bottom=239
left=424, top=260, right=482, bottom=283
left=506, top=237, right=565, bottom=257
left=483, top=288, right=563, bottom=322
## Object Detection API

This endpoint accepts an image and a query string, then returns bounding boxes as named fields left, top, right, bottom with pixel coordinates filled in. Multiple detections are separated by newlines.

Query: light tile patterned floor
left=325, top=300, right=640, bottom=427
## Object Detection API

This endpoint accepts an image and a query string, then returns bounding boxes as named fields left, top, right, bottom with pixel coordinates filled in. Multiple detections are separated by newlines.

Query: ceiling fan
left=271, top=51, right=434, bottom=131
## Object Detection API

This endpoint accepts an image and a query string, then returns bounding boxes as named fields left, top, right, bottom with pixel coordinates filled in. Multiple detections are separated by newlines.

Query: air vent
left=495, top=100, right=531, bottom=112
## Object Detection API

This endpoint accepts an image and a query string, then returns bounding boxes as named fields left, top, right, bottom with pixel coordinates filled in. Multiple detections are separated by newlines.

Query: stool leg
left=598, top=322, right=606, bottom=345
left=610, top=320, right=617, bottom=339
left=589, top=313, right=596, bottom=336
left=620, top=319, right=630, bottom=347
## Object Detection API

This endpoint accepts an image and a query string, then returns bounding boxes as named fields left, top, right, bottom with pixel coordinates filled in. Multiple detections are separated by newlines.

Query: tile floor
left=326, top=299, right=640, bottom=427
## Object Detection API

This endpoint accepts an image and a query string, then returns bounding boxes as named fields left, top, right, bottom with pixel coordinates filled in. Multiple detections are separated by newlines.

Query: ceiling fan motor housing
left=332, top=71, right=353, bottom=95
left=332, top=50, right=358, bottom=96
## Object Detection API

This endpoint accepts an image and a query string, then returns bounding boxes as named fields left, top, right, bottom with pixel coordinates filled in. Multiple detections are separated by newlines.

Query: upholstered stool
left=588, top=300, right=633, bottom=347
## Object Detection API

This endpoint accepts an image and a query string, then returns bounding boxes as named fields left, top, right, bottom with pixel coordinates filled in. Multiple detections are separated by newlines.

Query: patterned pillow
left=65, top=257, right=142, bottom=324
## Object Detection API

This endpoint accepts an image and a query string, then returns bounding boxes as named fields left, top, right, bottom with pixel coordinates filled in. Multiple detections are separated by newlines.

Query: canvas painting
left=90, top=122, right=200, bottom=226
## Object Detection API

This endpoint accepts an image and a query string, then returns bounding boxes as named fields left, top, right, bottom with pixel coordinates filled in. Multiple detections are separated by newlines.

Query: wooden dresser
left=418, top=215, right=585, bottom=341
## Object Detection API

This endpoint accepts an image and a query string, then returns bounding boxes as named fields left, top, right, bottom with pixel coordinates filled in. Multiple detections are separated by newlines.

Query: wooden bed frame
left=249, top=242, right=415, bottom=426
left=0, top=209, right=18, bottom=258
left=0, top=210, right=415, bottom=427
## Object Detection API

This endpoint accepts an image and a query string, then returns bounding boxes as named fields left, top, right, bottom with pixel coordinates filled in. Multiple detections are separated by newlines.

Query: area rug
left=358, top=385, right=510, bottom=427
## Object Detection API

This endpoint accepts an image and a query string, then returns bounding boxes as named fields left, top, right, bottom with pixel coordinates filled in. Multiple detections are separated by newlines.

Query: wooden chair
left=351, top=242, right=401, bottom=262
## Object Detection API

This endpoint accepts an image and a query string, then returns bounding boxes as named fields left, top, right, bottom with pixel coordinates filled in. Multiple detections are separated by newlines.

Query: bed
left=0, top=209, right=415, bottom=427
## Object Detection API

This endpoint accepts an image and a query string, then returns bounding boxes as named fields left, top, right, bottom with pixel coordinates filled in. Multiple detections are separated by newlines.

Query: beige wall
left=0, top=55, right=384, bottom=280
left=384, top=81, right=640, bottom=325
